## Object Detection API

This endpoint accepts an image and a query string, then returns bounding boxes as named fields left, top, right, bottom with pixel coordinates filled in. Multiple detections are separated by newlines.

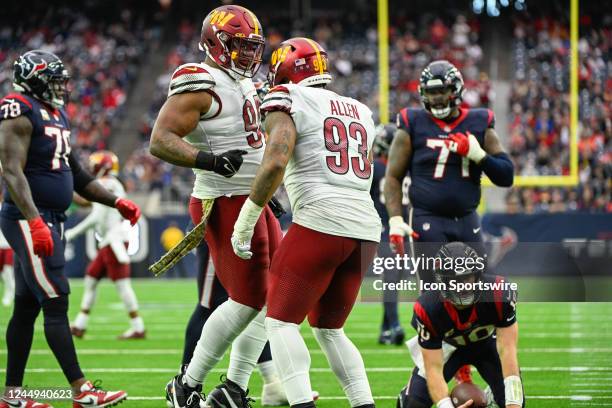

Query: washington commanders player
left=384, top=60, right=514, bottom=382
left=397, top=242, right=524, bottom=408
left=66, top=151, right=145, bottom=340
left=0, top=50, right=139, bottom=408
left=150, top=6, right=281, bottom=408
left=232, top=37, right=380, bottom=408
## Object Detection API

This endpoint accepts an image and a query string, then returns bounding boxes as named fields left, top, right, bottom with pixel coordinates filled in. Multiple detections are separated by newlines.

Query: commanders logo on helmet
left=199, top=5, right=265, bottom=79
left=13, top=50, right=70, bottom=109
left=418, top=60, right=464, bottom=119
left=89, top=151, right=120, bottom=178
left=267, top=37, right=332, bottom=87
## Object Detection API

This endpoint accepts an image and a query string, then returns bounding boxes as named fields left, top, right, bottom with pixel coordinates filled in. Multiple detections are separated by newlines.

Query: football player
left=397, top=242, right=524, bottom=408
left=65, top=151, right=145, bottom=340
left=372, top=124, right=407, bottom=345
left=232, top=37, right=381, bottom=408
left=0, top=50, right=139, bottom=408
left=385, top=60, right=514, bottom=382
left=149, top=5, right=281, bottom=408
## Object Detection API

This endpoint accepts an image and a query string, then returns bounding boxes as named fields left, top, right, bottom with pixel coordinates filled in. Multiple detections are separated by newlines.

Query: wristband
left=504, top=375, right=523, bottom=406
left=437, top=397, right=454, bottom=408
left=235, top=198, right=264, bottom=235
left=195, top=151, right=216, bottom=171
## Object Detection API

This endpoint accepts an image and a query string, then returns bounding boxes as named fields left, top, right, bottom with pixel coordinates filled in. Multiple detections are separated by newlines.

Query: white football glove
left=231, top=198, right=264, bottom=260
left=64, top=228, right=76, bottom=242
left=388, top=216, right=419, bottom=255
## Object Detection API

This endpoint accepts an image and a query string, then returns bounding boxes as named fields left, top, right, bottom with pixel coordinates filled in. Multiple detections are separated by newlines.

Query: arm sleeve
left=412, top=301, right=443, bottom=349
left=495, top=279, right=518, bottom=328
left=481, top=152, right=514, bottom=187
left=68, top=151, right=96, bottom=194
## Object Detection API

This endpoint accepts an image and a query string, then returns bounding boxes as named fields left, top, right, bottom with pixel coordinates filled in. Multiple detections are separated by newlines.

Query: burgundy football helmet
left=89, top=150, right=119, bottom=177
left=267, top=37, right=332, bottom=87
left=199, top=5, right=264, bottom=79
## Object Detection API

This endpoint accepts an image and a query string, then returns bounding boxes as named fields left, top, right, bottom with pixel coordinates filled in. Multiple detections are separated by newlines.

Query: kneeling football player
left=397, top=242, right=524, bottom=408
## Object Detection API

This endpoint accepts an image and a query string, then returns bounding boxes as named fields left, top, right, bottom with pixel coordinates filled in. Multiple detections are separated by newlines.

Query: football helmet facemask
left=433, top=242, right=485, bottom=307
left=199, top=5, right=265, bottom=79
left=418, top=60, right=464, bottom=120
left=267, top=37, right=332, bottom=87
left=13, top=50, right=70, bottom=109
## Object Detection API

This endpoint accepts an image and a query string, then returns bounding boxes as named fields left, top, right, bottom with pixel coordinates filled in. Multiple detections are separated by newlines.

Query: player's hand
left=231, top=230, right=254, bottom=260
left=27, top=216, right=54, bottom=257
left=115, top=198, right=141, bottom=226
left=231, top=198, right=264, bottom=260
left=388, top=215, right=419, bottom=255
left=64, top=228, right=76, bottom=242
left=214, top=150, right=248, bottom=178
left=446, top=132, right=486, bottom=163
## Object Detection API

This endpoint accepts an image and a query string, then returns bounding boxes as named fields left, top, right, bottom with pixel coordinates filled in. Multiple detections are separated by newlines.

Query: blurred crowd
left=505, top=13, right=611, bottom=213
left=0, top=7, right=159, bottom=155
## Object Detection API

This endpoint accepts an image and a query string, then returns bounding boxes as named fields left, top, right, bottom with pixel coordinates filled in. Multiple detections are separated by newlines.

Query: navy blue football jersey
left=397, top=107, right=494, bottom=217
left=0, top=93, right=73, bottom=218
left=411, top=275, right=517, bottom=349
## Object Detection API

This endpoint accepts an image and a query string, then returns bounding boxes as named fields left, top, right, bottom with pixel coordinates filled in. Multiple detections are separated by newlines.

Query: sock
left=312, top=327, right=374, bottom=407
left=5, top=295, right=40, bottom=385
left=42, top=295, right=84, bottom=383
left=258, top=360, right=278, bottom=384
left=182, top=304, right=212, bottom=365
left=227, top=308, right=268, bottom=391
left=73, top=312, right=89, bottom=330
left=265, top=317, right=313, bottom=405
left=185, top=298, right=258, bottom=387
left=384, top=302, right=400, bottom=329
left=115, top=278, right=139, bottom=312
left=382, top=268, right=400, bottom=328
left=1, top=266, right=15, bottom=304
left=130, top=316, right=145, bottom=332
left=80, top=276, right=98, bottom=311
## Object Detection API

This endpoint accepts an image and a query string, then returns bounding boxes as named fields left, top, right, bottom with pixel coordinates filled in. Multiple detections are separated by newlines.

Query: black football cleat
left=379, top=326, right=405, bottom=345
left=206, top=377, right=253, bottom=408
left=166, top=373, right=206, bottom=408
left=396, top=385, right=409, bottom=408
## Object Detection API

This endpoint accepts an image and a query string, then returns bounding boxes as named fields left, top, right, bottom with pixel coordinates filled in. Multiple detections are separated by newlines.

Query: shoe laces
left=87, top=380, right=106, bottom=394
left=185, top=390, right=204, bottom=408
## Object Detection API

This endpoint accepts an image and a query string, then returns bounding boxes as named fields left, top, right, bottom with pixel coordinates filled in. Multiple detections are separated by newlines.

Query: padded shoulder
left=260, top=85, right=292, bottom=115
left=0, top=93, right=33, bottom=122
left=168, top=63, right=216, bottom=98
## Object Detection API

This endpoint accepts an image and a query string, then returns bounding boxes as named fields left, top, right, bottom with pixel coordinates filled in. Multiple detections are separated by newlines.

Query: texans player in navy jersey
left=385, top=60, right=514, bottom=383
left=0, top=50, right=140, bottom=408
left=372, top=124, right=407, bottom=345
left=397, top=242, right=524, bottom=408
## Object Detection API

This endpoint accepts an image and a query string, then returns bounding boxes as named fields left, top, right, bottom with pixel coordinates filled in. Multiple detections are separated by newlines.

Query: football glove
left=446, top=132, right=486, bottom=163
left=388, top=216, right=419, bottom=255
left=115, top=198, right=141, bottom=226
left=232, top=198, right=264, bottom=260
left=28, top=216, right=54, bottom=257
left=214, top=150, right=248, bottom=178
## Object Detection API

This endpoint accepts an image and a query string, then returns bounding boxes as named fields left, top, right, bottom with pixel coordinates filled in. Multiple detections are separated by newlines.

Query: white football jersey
left=261, top=84, right=381, bottom=242
left=66, top=176, right=131, bottom=247
left=167, top=62, right=265, bottom=199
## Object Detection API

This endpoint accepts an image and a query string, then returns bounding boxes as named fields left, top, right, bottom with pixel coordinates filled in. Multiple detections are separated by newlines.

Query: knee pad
left=12, top=295, right=41, bottom=324
left=42, top=295, right=69, bottom=325
left=397, top=386, right=430, bottom=408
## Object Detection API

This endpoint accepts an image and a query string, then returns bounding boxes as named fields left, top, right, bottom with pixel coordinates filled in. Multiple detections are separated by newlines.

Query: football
left=450, top=383, right=488, bottom=408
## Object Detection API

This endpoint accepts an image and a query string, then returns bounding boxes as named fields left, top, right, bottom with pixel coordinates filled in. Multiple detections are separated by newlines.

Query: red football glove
left=115, top=198, right=141, bottom=226
left=388, top=216, right=419, bottom=255
left=27, top=216, right=54, bottom=257
left=446, top=132, right=470, bottom=156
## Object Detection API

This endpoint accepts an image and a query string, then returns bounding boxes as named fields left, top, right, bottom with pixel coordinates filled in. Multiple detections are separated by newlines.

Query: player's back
left=261, top=84, right=381, bottom=242
left=0, top=92, right=73, bottom=219
left=168, top=62, right=266, bottom=199
left=397, top=107, right=494, bottom=217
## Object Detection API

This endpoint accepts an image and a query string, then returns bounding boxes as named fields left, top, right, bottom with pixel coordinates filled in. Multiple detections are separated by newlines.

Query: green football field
left=1, top=279, right=611, bottom=408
